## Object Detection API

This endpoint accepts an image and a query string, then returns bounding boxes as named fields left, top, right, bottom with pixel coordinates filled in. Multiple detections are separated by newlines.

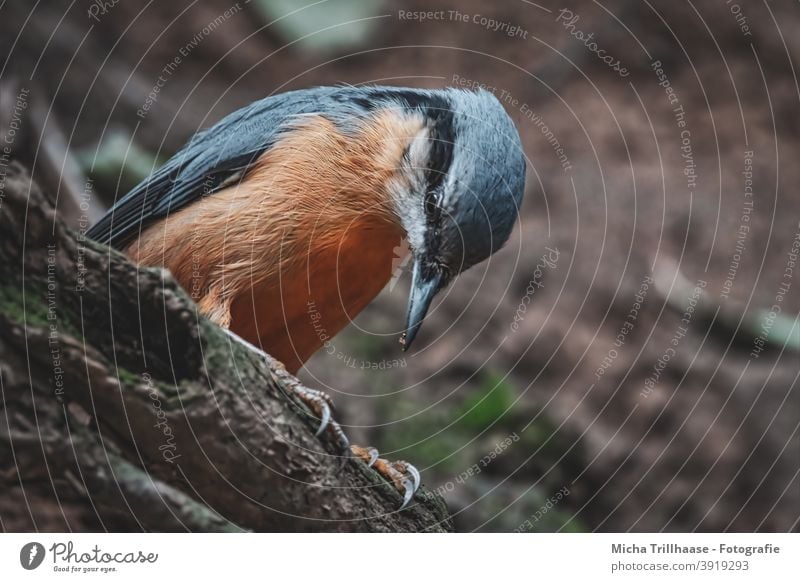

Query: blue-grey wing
left=86, top=86, right=348, bottom=250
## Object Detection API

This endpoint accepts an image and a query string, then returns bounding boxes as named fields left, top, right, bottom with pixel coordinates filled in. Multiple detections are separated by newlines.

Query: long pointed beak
left=400, top=259, right=442, bottom=351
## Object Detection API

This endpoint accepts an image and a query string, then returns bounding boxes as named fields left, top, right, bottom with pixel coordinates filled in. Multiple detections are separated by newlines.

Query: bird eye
left=425, top=191, right=440, bottom=221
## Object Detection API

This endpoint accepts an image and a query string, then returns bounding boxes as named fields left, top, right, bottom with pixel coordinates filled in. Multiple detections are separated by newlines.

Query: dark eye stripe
left=425, top=111, right=454, bottom=192
left=423, top=108, right=453, bottom=231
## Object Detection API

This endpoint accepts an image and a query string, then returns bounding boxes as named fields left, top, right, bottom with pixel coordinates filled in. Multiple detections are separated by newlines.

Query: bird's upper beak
left=401, top=258, right=442, bottom=351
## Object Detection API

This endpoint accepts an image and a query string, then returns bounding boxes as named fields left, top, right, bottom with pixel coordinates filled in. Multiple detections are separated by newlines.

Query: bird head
left=383, top=88, right=526, bottom=350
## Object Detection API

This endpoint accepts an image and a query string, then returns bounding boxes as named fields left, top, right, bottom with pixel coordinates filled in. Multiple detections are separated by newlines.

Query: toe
left=314, top=400, right=331, bottom=436
left=402, top=461, right=421, bottom=493
left=284, top=383, right=349, bottom=454
left=391, top=461, right=420, bottom=508
left=351, top=449, right=421, bottom=509
left=350, top=444, right=378, bottom=465
left=400, top=479, right=415, bottom=509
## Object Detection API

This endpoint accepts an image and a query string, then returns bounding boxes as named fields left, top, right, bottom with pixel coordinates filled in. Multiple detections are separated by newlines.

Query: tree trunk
left=0, top=162, right=452, bottom=532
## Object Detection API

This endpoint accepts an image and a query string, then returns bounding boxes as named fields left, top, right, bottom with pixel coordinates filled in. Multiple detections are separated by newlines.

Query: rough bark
left=0, top=162, right=452, bottom=532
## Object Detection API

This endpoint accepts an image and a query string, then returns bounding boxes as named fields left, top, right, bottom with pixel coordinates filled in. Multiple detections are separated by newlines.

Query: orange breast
left=126, top=110, right=424, bottom=373
left=229, top=218, right=404, bottom=373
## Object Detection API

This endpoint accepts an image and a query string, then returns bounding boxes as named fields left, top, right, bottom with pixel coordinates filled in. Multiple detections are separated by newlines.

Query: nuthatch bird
left=88, top=85, right=525, bottom=507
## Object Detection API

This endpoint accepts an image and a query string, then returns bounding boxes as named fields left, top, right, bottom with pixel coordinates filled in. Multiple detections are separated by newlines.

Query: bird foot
left=219, top=330, right=419, bottom=505
left=280, top=379, right=351, bottom=455
left=279, top=378, right=421, bottom=509
left=351, top=445, right=421, bottom=509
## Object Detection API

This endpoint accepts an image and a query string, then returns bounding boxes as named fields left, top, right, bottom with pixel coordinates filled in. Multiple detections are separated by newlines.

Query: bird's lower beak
left=400, top=259, right=442, bottom=351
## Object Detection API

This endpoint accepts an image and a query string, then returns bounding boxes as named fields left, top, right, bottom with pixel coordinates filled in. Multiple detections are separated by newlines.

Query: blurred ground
left=2, top=0, right=798, bottom=531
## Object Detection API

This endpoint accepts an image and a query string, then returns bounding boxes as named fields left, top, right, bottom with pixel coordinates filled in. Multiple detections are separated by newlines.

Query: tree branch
left=0, top=162, right=452, bottom=532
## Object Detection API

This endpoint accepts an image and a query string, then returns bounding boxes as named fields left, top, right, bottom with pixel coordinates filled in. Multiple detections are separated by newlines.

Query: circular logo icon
left=20, top=542, right=45, bottom=570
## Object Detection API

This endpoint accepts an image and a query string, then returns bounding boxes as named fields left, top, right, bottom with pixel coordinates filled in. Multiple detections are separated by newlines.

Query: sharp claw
left=399, top=478, right=415, bottom=509
left=367, top=447, right=379, bottom=467
left=315, top=401, right=331, bottom=436
left=281, top=383, right=349, bottom=454
left=405, top=463, right=421, bottom=493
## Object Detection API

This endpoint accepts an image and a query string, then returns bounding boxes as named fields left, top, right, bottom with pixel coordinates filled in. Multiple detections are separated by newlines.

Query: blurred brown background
left=2, top=0, right=798, bottom=532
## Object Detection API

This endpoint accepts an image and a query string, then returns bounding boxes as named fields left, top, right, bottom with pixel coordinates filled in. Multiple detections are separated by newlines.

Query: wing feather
left=86, top=86, right=341, bottom=249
